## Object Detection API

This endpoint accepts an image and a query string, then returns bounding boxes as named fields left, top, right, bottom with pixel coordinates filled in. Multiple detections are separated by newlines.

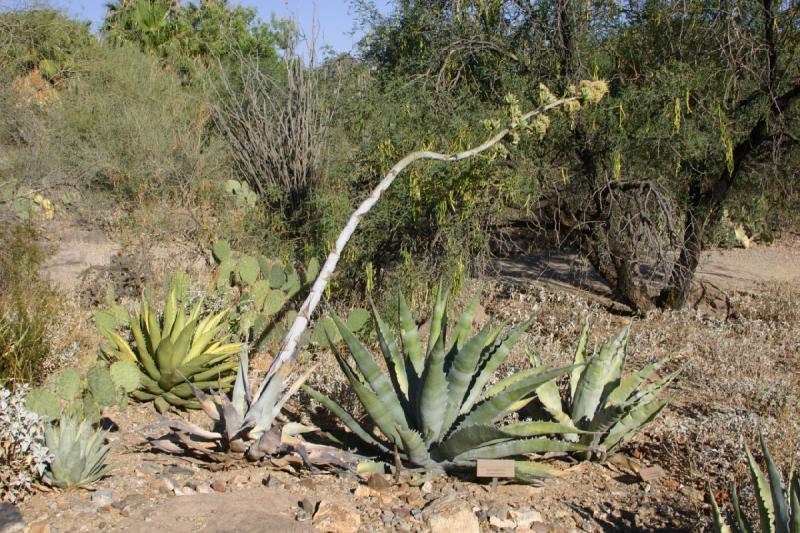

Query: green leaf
left=427, top=284, right=449, bottom=356
left=571, top=330, right=623, bottom=428
left=500, top=421, right=587, bottom=437
left=709, top=487, right=733, bottom=533
left=371, top=300, right=408, bottom=398
left=302, top=385, right=389, bottom=453
left=435, top=424, right=513, bottom=461
left=398, top=292, right=424, bottom=377
left=212, top=240, right=231, bottom=263
left=746, top=444, right=777, bottom=533
left=419, top=328, right=448, bottom=444
left=331, top=314, right=408, bottom=430
left=602, top=398, right=669, bottom=454
left=454, top=437, right=589, bottom=461
left=442, top=325, right=494, bottom=431
left=761, top=432, right=790, bottom=533
left=397, top=428, right=433, bottom=466
left=570, top=321, right=590, bottom=403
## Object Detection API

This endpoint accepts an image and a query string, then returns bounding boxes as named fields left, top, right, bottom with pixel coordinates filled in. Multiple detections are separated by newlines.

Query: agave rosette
left=521, top=323, right=676, bottom=458
left=101, top=286, right=242, bottom=412
left=44, top=416, right=111, bottom=489
left=305, top=288, right=592, bottom=478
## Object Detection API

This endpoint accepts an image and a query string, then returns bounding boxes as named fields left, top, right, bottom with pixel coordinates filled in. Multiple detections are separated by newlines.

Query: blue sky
left=55, top=0, right=392, bottom=54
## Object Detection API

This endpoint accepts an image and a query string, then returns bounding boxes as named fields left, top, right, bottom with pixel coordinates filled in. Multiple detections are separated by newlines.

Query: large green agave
left=710, top=433, right=800, bottom=533
left=44, top=416, right=111, bottom=489
left=100, top=286, right=242, bottom=412
left=304, top=289, right=591, bottom=478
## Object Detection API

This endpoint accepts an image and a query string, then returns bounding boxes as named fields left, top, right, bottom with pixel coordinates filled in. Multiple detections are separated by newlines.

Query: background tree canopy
left=0, top=0, right=797, bottom=313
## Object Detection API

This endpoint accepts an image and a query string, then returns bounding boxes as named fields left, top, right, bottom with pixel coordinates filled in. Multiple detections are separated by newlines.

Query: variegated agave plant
left=710, top=433, right=800, bottom=533
left=149, top=343, right=323, bottom=463
left=304, top=289, right=592, bottom=478
left=522, top=323, right=676, bottom=459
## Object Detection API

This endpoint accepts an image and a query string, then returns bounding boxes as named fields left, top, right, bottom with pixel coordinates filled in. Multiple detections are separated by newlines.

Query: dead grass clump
left=732, top=281, right=800, bottom=325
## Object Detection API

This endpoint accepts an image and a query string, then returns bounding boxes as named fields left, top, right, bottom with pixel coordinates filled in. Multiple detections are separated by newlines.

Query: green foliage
left=24, top=362, right=137, bottom=423
left=0, top=9, right=93, bottom=82
left=43, top=42, right=228, bottom=201
left=99, top=281, right=241, bottom=413
left=305, top=288, right=586, bottom=476
left=0, top=224, right=60, bottom=385
left=43, top=417, right=111, bottom=489
left=522, top=323, right=675, bottom=459
left=102, top=0, right=283, bottom=82
left=710, top=433, right=800, bottom=533
left=224, top=180, right=257, bottom=208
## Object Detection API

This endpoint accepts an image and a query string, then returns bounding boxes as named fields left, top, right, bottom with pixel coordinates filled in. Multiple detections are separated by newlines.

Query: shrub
left=0, top=385, right=50, bottom=502
left=44, top=43, right=227, bottom=200
left=0, top=224, right=60, bottom=385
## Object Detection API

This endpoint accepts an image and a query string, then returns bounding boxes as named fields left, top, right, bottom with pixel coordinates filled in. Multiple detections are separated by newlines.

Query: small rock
left=423, top=495, right=479, bottom=533
left=0, top=502, right=24, bottom=533
left=166, top=465, right=195, bottom=477
left=91, top=488, right=114, bottom=507
left=160, top=477, right=176, bottom=494
left=420, top=481, right=433, bottom=494
left=367, top=473, right=392, bottom=493
left=211, top=479, right=227, bottom=493
left=312, top=500, right=361, bottom=533
left=195, top=484, right=212, bottom=495
left=509, top=510, right=544, bottom=527
left=489, top=515, right=516, bottom=530
left=299, top=497, right=319, bottom=515
left=231, top=474, right=248, bottom=487
left=381, top=511, right=394, bottom=525
left=173, top=487, right=196, bottom=497
left=263, top=475, right=285, bottom=490
left=353, top=486, right=373, bottom=498
left=25, top=523, right=50, bottom=533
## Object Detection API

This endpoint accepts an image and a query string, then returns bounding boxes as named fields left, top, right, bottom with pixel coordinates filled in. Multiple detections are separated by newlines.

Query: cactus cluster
left=93, top=287, right=130, bottom=335
left=99, top=283, right=242, bottom=413
left=223, top=180, right=258, bottom=208
left=25, top=362, right=139, bottom=423
left=1, top=181, right=56, bottom=221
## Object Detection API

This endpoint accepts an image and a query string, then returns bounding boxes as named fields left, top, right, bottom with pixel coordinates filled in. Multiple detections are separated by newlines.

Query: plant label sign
left=476, top=459, right=515, bottom=478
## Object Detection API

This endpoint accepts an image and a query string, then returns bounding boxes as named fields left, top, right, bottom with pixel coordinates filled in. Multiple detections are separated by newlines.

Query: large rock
left=0, top=503, right=24, bottom=533
left=423, top=495, right=480, bottom=533
left=312, top=500, right=361, bottom=533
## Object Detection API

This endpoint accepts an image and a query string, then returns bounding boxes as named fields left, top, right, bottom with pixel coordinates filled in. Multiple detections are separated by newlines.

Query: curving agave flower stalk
left=256, top=80, right=609, bottom=397
left=153, top=81, right=608, bottom=462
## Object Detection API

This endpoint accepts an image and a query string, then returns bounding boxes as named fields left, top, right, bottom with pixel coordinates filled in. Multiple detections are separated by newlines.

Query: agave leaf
left=169, top=318, right=198, bottom=371
left=500, top=421, right=586, bottom=437
left=454, top=437, right=589, bottom=461
left=602, top=398, right=669, bottom=454
left=419, top=326, right=448, bottom=444
left=170, top=375, right=236, bottom=398
left=332, top=314, right=407, bottom=429
left=460, top=320, right=531, bottom=415
left=761, top=432, right=791, bottom=533
left=709, top=487, right=733, bottom=533
left=569, top=321, right=590, bottom=404
left=398, top=292, right=425, bottom=377
left=515, top=460, right=557, bottom=480
left=446, top=291, right=481, bottom=355
left=442, top=325, right=494, bottom=431
left=435, top=424, right=514, bottom=461
left=273, top=363, right=319, bottom=418
left=155, top=337, right=178, bottom=376
left=303, top=385, right=389, bottom=453
left=330, top=342, right=401, bottom=444
left=244, top=363, right=291, bottom=439
left=162, top=287, right=178, bottom=339
left=461, top=365, right=575, bottom=428
left=481, top=367, right=547, bottom=400
left=746, top=444, right=777, bottom=533
left=605, top=358, right=668, bottom=407
left=130, top=313, right=160, bottom=379
left=104, top=331, right=137, bottom=363
left=144, top=299, right=162, bottom=351
left=232, top=344, right=251, bottom=415
left=571, top=330, right=623, bottom=428
left=730, top=483, right=755, bottom=533
left=790, top=476, right=800, bottom=533
left=397, top=428, right=433, bottom=466
left=427, top=284, right=449, bottom=357
left=370, top=299, right=408, bottom=398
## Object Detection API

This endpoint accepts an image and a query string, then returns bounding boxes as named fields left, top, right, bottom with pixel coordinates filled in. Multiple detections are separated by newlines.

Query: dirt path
left=492, top=237, right=800, bottom=306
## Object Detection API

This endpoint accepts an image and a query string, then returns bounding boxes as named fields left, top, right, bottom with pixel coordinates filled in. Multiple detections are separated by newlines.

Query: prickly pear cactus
left=109, top=361, right=140, bottom=393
